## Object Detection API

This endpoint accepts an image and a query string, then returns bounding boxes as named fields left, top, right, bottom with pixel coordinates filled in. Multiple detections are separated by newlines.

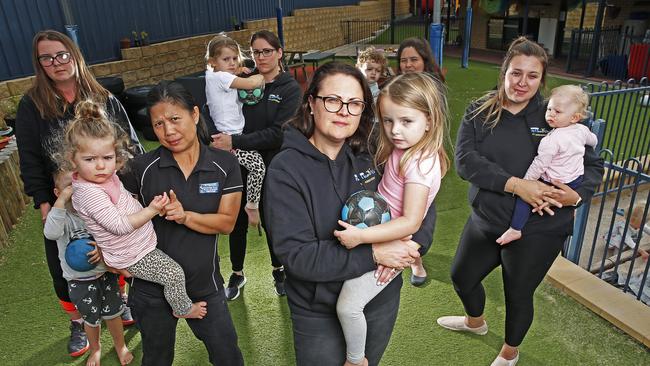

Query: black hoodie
left=235, top=71, right=302, bottom=165
left=264, top=127, right=436, bottom=316
left=455, top=92, right=604, bottom=235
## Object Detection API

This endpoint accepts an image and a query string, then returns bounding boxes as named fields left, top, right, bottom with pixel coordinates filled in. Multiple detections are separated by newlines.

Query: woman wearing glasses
left=212, top=30, right=302, bottom=301
left=263, top=62, right=436, bottom=365
left=15, top=30, right=141, bottom=358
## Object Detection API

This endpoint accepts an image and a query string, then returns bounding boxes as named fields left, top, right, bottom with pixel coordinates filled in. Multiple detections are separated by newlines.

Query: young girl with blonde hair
left=334, top=72, right=450, bottom=366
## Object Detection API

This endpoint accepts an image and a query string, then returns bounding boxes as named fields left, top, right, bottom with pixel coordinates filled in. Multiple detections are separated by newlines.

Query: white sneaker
left=436, top=316, right=488, bottom=335
left=490, top=352, right=519, bottom=366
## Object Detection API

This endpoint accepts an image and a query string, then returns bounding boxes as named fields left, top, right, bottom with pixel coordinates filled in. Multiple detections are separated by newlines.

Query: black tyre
left=97, top=76, right=125, bottom=96
left=123, top=85, right=155, bottom=109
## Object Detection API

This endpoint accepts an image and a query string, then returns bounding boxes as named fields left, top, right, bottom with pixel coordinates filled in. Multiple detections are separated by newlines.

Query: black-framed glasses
left=252, top=48, right=275, bottom=58
left=38, top=52, right=72, bottom=67
left=314, top=96, right=366, bottom=116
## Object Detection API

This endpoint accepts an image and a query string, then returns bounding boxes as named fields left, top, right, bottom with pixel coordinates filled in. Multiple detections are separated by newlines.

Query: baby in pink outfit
left=497, top=85, right=598, bottom=244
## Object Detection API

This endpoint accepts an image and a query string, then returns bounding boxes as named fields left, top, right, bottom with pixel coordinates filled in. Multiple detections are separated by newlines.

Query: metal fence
left=567, top=80, right=650, bottom=306
left=0, top=0, right=359, bottom=81
left=565, top=26, right=644, bottom=79
left=340, top=15, right=430, bottom=46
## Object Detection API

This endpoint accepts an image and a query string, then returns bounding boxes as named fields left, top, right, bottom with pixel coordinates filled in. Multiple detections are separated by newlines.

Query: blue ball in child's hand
left=65, top=238, right=97, bottom=272
left=341, top=190, right=391, bottom=228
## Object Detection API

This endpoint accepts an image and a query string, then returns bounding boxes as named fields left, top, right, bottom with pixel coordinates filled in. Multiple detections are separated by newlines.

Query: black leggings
left=229, top=167, right=282, bottom=272
left=45, top=237, right=72, bottom=303
left=450, top=216, right=566, bottom=346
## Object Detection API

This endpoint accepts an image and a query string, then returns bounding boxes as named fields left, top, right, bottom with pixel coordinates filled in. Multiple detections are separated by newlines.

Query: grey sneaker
left=68, top=321, right=89, bottom=357
left=272, top=268, right=286, bottom=296
left=225, top=273, right=247, bottom=301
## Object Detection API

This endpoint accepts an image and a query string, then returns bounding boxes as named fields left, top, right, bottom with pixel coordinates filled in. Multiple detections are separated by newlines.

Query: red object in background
left=628, top=43, right=650, bottom=80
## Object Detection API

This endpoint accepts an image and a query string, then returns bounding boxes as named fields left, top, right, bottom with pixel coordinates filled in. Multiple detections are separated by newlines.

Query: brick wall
left=0, top=0, right=410, bottom=118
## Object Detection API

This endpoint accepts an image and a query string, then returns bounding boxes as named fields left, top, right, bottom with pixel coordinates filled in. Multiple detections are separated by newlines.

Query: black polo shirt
left=121, top=144, right=242, bottom=299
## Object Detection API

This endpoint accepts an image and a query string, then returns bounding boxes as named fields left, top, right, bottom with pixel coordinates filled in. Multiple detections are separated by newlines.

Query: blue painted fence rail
left=0, top=0, right=359, bottom=81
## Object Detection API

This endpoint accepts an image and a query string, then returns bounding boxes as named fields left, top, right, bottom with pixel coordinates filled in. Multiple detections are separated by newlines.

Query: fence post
left=566, top=119, right=607, bottom=264
left=566, top=30, right=575, bottom=73
left=390, top=0, right=395, bottom=44
left=461, top=6, right=472, bottom=68
left=430, top=24, right=444, bottom=67
left=586, top=0, right=606, bottom=77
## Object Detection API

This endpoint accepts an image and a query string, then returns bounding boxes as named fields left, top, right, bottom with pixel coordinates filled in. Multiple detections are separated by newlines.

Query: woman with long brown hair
left=15, top=30, right=141, bottom=357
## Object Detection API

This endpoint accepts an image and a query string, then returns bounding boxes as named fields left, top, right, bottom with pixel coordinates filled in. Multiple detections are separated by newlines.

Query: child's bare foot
left=175, top=301, right=207, bottom=319
left=115, top=344, right=133, bottom=365
left=86, top=348, right=102, bottom=366
left=496, top=228, right=521, bottom=245
left=245, top=206, right=260, bottom=227
left=343, top=357, right=368, bottom=366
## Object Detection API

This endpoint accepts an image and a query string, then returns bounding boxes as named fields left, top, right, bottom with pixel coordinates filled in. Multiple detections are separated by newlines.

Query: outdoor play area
left=1, top=1, right=650, bottom=365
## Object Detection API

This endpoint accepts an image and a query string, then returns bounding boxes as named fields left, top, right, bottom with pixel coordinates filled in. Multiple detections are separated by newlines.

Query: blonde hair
left=471, top=37, right=548, bottom=128
left=205, top=33, right=243, bottom=71
left=549, top=85, right=589, bottom=120
left=375, top=73, right=450, bottom=177
left=27, top=30, right=109, bottom=120
left=54, top=99, right=131, bottom=172
left=357, top=47, right=388, bottom=74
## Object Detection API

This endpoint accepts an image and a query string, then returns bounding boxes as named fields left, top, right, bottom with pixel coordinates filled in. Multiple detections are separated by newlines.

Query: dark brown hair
left=396, top=37, right=445, bottom=82
left=250, top=30, right=284, bottom=71
left=288, top=62, right=374, bottom=154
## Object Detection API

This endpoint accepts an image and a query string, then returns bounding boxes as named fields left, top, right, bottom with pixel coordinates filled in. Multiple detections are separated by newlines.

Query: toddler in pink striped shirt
left=57, top=100, right=207, bottom=319
left=497, top=85, right=598, bottom=245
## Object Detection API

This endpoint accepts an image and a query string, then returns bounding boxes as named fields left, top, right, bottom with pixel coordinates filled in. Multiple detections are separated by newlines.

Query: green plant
left=0, top=95, right=21, bottom=120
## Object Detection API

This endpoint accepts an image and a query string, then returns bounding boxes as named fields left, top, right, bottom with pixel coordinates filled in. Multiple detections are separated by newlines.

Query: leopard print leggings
left=233, top=148, right=266, bottom=209
left=127, top=248, right=192, bottom=316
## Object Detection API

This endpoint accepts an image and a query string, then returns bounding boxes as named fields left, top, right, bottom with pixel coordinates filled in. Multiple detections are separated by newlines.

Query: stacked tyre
left=123, top=85, right=156, bottom=141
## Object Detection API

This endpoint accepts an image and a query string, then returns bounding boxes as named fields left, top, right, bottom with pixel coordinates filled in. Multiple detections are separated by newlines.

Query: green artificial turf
left=1, top=58, right=648, bottom=365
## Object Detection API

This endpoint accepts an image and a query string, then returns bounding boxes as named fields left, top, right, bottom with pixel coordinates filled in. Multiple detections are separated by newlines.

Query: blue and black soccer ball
left=341, top=190, right=391, bottom=228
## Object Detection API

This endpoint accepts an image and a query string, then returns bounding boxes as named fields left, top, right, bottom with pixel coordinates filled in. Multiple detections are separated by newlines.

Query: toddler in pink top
left=56, top=100, right=207, bottom=319
left=333, top=73, right=449, bottom=366
left=497, top=85, right=598, bottom=245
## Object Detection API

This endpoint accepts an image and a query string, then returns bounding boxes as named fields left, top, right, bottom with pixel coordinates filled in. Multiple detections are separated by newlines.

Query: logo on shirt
left=530, top=127, right=550, bottom=137
left=268, top=94, right=283, bottom=103
left=199, top=182, right=220, bottom=194
left=354, top=168, right=377, bottom=184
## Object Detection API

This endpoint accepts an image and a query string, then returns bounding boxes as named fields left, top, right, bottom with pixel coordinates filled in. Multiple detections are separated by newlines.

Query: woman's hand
left=371, top=238, right=419, bottom=270
left=510, top=178, right=562, bottom=215
left=375, top=265, right=401, bottom=285
left=211, top=133, right=233, bottom=151
left=532, top=179, right=581, bottom=214
left=86, top=241, right=104, bottom=264
left=164, top=190, right=187, bottom=224
left=39, top=202, right=52, bottom=225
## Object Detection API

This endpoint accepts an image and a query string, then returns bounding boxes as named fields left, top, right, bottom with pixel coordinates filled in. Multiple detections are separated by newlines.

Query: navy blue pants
left=129, top=288, right=243, bottom=366
left=510, top=176, right=582, bottom=230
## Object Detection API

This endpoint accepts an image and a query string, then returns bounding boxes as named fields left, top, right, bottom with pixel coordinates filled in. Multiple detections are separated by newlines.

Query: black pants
left=129, top=288, right=243, bottom=366
left=229, top=167, right=281, bottom=272
left=450, top=216, right=566, bottom=346
left=45, top=237, right=72, bottom=303
left=291, top=292, right=400, bottom=366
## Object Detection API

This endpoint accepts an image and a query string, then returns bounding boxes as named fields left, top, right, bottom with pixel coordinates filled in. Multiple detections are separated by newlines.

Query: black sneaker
left=272, top=268, right=286, bottom=296
left=225, top=273, right=247, bottom=301
left=68, top=321, right=89, bottom=357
